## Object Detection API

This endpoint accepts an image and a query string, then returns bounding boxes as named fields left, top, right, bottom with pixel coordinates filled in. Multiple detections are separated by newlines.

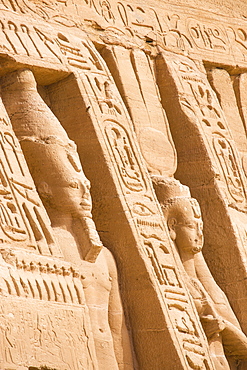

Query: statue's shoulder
left=101, top=247, right=118, bottom=277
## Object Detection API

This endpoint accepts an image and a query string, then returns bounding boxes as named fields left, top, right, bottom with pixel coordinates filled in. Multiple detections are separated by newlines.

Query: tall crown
left=151, top=175, right=191, bottom=204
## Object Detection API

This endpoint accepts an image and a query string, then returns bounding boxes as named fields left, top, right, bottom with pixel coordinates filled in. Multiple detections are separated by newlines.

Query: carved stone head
left=152, top=176, right=203, bottom=254
left=20, top=135, right=93, bottom=220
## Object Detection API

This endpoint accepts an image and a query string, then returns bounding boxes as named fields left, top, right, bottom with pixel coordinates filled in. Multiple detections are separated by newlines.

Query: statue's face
left=50, top=174, right=92, bottom=218
left=169, top=199, right=204, bottom=254
left=37, top=142, right=93, bottom=218
left=61, top=175, right=92, bottom=216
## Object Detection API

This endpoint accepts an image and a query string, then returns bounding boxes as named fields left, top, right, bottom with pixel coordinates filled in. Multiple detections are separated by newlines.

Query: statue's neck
left=178, top=248, right=198, bottom=279
left=48, top=208, right=73, bottom=231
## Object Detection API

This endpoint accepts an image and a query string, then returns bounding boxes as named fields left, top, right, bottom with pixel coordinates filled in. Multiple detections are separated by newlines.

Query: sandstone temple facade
left=1, top=0, right=247, bottom=369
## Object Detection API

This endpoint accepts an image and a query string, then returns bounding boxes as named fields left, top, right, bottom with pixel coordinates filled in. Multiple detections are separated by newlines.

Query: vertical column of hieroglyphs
left=234, top=72, right=247, bottom=183
left=156, top=51, right=247, bottom=336
left=45, top=32, right=215, bottom=370
left=206, top=68, right=247, bottom=160
left=100, top=45, right=177, bottom=178
left=207, top=70, right=247, bottom=291
left=235, top=73, right=247, bottom=139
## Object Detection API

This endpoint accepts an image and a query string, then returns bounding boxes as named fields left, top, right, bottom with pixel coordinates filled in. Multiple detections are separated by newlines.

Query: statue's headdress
left=151, top=176, right=200, bottom=218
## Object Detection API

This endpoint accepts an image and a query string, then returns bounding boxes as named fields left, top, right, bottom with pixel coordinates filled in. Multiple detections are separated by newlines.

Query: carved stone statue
left=152, top=176, right=247, bottom=370
left=0, top=68, right=134, bottom=370
left=1, top=0, right=247, bottom=368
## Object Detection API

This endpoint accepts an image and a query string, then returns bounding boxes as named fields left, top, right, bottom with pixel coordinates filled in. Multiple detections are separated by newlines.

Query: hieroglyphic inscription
left=68, top=37, right=214, bottom=369
left=102, top=46, right=177, bottom=177
left=0, top=97, right=61, bottom=256
left=143, top=236, right=208, bottom=370
left=1, top=3, right=247, bottom=84
left=0, top=4, right=221, bottom=369
left=105, top=122, right=146, bottom=192
left=1, top=0, right=247, bottom=70
left=213, top=134, right=246, bottom=203
left=163, top=54, right=247, bottom=210
left=0, top=299, right=97, bottom=370
left=188, top=18, right=229, bottom=53
left=0, top=248, right=84, bottom=303
left=0, top=12, right=66, bottom=70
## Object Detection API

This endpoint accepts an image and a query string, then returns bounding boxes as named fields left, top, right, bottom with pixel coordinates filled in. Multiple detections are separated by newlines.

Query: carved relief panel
left=44, top=36, right=215, bottom=369
left=156, top=53, right=247, bottom=210
left=0, top=298, right=97, bottom=370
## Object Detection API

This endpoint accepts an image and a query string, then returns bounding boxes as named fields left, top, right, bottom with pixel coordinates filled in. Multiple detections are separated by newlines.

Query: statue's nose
left=80, top=179, right=91, bottom=195
left=197, top=221, right=203, bottom=237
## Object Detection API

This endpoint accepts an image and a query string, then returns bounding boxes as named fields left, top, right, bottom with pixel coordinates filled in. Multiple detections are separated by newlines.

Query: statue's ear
left=167, top=218, right=177, bottom=241
left=37, top=181, right=52, bottom=199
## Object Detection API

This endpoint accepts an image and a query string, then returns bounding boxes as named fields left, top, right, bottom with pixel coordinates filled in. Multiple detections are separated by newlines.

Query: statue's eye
left=69, top=181, right=79, bottom=189
left=185, top=223, right=196, bottom=229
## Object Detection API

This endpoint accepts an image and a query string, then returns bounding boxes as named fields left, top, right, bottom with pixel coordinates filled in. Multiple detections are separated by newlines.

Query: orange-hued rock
left=153, top=176, right=247, bottom=369
left=0, top=1, right=247, bottom=369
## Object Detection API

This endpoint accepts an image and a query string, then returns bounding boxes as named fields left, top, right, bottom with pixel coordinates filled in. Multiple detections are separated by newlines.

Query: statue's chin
left=192, top=246, right=203, bottom=254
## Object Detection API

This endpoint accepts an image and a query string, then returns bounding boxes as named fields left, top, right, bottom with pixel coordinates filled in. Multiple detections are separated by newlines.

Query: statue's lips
left=80, top=200, right=92, bottom=210
left=192, top=245, right=203, bottom=254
